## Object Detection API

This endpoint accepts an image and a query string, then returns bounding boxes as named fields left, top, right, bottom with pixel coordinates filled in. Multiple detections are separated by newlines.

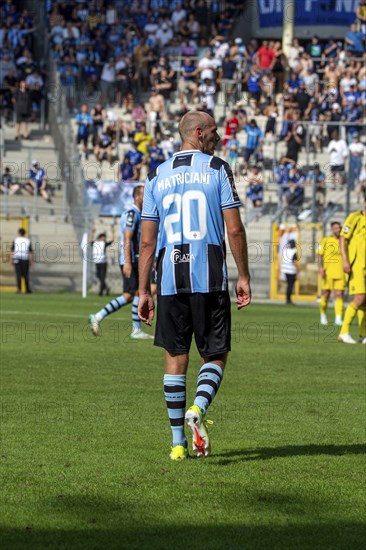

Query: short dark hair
left=133, top=185, right=143, bottom=199
left=19, top=228, right=26, bottom=236
left=330, top=221, right=341, bottom=227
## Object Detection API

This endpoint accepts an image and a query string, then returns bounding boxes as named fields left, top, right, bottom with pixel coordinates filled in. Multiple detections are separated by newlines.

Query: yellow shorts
left=322, top=276, right=346, bottom=291
left=348, top=267, right=366, bottom=295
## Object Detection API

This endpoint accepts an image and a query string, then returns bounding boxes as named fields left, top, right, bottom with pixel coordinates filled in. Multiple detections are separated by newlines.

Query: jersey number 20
left=163, top=190, right=207, bottom=243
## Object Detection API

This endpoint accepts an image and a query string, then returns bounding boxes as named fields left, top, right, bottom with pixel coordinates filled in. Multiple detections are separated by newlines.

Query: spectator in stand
left=25, top=69, right=44, bottom=122
left=171, top=3, right=186, bottom=31
left=126, top=142, right=144, bottom=180
left=345, top=22, right=365, bottom=57
left=264, top=99, right=278, bottom=136
left=155, top=22, right=173, bottom=49
left=222, top=109, right=240, bottom=154
left=356, top=0, right=366, bottom=35
left=344, top=100, right=363, bottom=143
left=288, top=38, right=304, bottom=72
left=244, top=64, right=262, bottom=115
left=90, top=103, right=106, bottom=147
left=285, top=70, right=301, bottom=95
left=155, top=67, right=175, bottom=115
left=323, top=36, right=343, bottom=62
left=25, top=160, right=51, bottom=203
left=274, top=158, right=292, bottom=204
left=198, top=49, right=220, bottom=85
left=178, top=57, right=199, bottom=103
left=323, top=59, right=342, bottom=89
left=303, top=66, right=320, bottom=99
left=255, top=40, right=275, bottom=71
left=197, top=77, right=216, bottom=117
left=147, top=139, right=165, bottom=171
left=134, top=38, right=151, bottom=92
left=271, top=40, right=285, bottom=93
left=307, top=163, right=327, bottom=219
left=160, top=130, right=175, bottom=160
left=243, top=119, right=264, bottom=171
left=348, top=134, right=365, bottom=191
left=306, top=35, right=322, bottom=70
left=75, top=104, right=93, bottom=160
left=1, top=167, right=20, bottom=195
left=58, top=55, right=79, bottom=109
left=13, top=80, right=31, bottom=141
left=149, top=87, right=166, bottom=139
left=246, top=166, right=264, bottom=208
left=94, top=130, right=113, bottom=164
left=284, top=110, right=305, bottom=164
left=218, top=53, right=237, bottom=105
left=226, top=131, right=240, bottom=169
left=328, top=130, right=349, bottom=189
left=100, top=58, right=116, bottom=106
left=120, top=155, right=135, bottom=181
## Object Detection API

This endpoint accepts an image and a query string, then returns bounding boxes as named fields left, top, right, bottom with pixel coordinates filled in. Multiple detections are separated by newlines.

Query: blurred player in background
left=338, top=197, right=366, bottom=344
left=138, top=111, right=251, bottom=460
left=89, top=185, right=153, bottom=340
left=317, top=221, right=345, bottom=326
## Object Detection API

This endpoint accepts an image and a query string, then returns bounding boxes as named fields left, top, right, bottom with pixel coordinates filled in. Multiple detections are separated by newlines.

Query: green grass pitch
left=1, top=293, right=365, bottom=549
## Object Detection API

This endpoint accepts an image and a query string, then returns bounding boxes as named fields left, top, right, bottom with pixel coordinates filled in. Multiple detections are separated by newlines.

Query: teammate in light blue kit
left=138, top=111, right=251, bottom=460
left=89, top=185, right=153, bottom=340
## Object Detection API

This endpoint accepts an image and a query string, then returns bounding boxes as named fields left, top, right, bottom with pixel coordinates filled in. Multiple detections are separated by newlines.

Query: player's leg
left=357, top=303, right=366, bottom=343
left=164, top=352, right=189, bottom=460
left=14, top=262, right=22, bottom=292
left=333, top=288, right=344, bottom=326
left=185, top=292, right=231, bottom=456
left=129, top=263, right=153, bottom=339
left=155, top=294, right=192, bottom=459
left=89, top=266, right=133, bottom=336
left=320, top=288, right=330, bottom=325
left=339, top=294, right=364, bottom=344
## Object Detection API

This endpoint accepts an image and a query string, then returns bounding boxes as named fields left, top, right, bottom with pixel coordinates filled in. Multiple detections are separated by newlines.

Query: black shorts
left=120, top=263, right=138, bottom=294
left=16, top=112, right=29, bottom=123
left=331, top=164, right=345, bottom=174
left=155, top=291, right=231, bottom=357
left=244, top=148, right=255, bottom=162
left=77, top=135, right=88, bottom=146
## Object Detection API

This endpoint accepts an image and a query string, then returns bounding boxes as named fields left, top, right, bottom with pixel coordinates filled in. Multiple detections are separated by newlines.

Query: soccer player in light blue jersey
left=138, top=111, right=251, bottom=460
left=89, top=185, right=153, bottom=340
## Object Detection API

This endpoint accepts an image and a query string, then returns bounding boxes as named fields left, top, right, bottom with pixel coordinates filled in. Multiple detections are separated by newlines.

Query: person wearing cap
left=25, top=161, right=51, bottom=202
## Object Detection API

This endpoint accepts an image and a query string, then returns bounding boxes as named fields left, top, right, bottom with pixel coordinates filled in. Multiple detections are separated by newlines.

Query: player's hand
left=236, top=277, right=251, bottom=310
left=138, top=293, right=155, bottom=325
left=343, top=260, right=351, bottom=274
left=123, top=263, right=132, bottom=278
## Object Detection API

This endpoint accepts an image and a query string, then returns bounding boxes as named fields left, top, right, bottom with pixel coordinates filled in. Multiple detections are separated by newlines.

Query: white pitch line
left=0, top=310, right=129, bottom=320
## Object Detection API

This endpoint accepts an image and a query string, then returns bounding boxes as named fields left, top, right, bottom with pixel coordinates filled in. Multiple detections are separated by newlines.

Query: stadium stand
left=1, top=0, right=365, bottom=295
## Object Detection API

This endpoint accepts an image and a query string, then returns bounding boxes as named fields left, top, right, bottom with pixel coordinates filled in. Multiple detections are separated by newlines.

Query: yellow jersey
left=340, top=211, right=366, bottom=270
left=317, top=236, right=344, bottom=279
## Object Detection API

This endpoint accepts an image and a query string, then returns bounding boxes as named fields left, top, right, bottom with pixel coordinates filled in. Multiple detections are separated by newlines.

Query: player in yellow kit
left=338, top=197, right=366, bottom=344
left=317, top=221, right=345, bottom=326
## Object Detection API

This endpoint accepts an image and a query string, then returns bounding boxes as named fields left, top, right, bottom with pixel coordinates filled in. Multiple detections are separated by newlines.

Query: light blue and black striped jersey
left=142, top=149, right=241, bottom=295
left=119, top=204, right=141, bottom=265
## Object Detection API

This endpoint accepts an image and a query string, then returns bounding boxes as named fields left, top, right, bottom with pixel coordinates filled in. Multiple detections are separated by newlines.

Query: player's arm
left=223, top=207, right=251, bottom=309
left=340, top=235, right=351, bottom=273
left=138, top=220, right=158, bottom=324
left=123, top=228, right=133, bottom=278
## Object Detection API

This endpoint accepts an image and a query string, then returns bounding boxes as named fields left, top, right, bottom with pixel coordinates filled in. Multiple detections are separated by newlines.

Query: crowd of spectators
left=0, top=0, right=45, bottom=136
left=2, top=0, right=366, bottom=218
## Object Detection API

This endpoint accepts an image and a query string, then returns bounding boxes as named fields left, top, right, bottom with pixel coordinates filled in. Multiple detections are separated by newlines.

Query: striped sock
left=132, top=296, right=140, bottom=331
left=194, top=363, right=223, bottom=414
left=95, top=295, right=128, bottom=321
left=164, top=374, right=187, bottom=448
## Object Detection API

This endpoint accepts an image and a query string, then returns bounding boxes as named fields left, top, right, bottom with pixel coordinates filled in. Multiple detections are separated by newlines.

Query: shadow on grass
left=1, top=520, right=365, bottom=550
left=215, top=443, right=366, bottom=465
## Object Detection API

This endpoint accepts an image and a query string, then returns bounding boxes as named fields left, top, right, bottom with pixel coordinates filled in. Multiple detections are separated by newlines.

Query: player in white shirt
left=327, top=130, right=349, bottom=189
